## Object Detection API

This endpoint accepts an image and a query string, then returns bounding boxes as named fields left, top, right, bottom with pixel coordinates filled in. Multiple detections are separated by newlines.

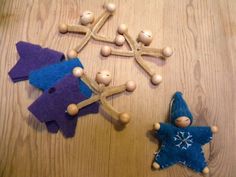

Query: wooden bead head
left=126, top=81, right=136, bottom=92
left=104, top=2, right=116, bottom=13
left=67, top=49, right=78, bottom=59
left=115, top=35, right=125, bottom=46
left=80, top=10, right=95, bottom=25
left=95, top=70, right=112, bottom=86
left=101, top=46, right=111, bottom=57
left=137, top=30, right=153, bottom=46
left=162, top=47, right=173, bottom=57
left=174, top=116, right=191, bottom=128
left=119, top=112, right=130, bottom=124
left=151, top=74, right=162, bottom=85
left=67, top=104, right=79, bottom=116
left=72, top=67, right=84, bottom=77
left=117, top=24, right=128, bottom=34
left=59, top=23, right=68, bottom=33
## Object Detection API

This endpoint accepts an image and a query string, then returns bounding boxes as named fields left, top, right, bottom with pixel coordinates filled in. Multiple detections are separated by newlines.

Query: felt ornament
left=66, top=67, right=136, bottom=124
left=152, top=92, right=218, bottom=174
left=29, top=59, right=92, bottom=98
left=101, top=25, right=173, bottom=85
left=59, top=3, right=126, bottom=59
left=28, top=74, right=99, bottom=137
left=8, top=41, right=65, bottom=82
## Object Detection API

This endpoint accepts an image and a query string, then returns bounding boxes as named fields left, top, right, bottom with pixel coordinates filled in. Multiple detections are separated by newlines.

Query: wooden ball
left=126, top=81, right=136, bottom=92
left=118, top=24, right=128, bottom=34
left=152, top=162, right=160, bottom=170
left=101, top=46, right=111, bottom=57
left=153, top=123, right=160, bottom=130
left=96, top=70, right=112, bottom=86
left=72, top=67, right=84, bottom=77
left=151, top=74, right=162, bottom=85
left=202, top=167, right=209, bottom=174
left=211, top=126, right=218, bottom=133
left=67, top=104, right=79, bottom=116
left=115, top=35, right=125, bottom=46
left=162, top=47, right=173, bottom=57
left=59, top=23, right=68, bottom=33
left=67, top=49, right=78, bottom=59
left=105, top=3, right=116, bottom=12
left=80, top=11, right=94, bottom=25
left=119, top=113, right=130, bottom=124
left=138, top=30, right=153, bottom=46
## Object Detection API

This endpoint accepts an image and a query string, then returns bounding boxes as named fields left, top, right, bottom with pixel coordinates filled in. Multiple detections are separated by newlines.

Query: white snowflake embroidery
left=173, top=131, right=193, bottom=150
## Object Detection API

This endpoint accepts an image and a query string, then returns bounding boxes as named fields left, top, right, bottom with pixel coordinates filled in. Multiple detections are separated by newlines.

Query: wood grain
left=0, top=0, right=235, bottom=176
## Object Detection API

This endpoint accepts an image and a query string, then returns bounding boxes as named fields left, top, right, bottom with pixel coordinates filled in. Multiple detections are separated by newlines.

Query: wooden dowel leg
left=100, top=97, right=120, bottom=120
left=74, top=33, right=92, bottom=53
left=100, top=97, right=130, bottom=124
left=135, top=55, right=163, bottom=85
left=135, top=55, right=155, bottom=76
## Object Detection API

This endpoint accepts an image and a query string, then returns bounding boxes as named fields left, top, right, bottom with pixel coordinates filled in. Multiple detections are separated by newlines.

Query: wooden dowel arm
left=67, top=24, right=89, bottom=34
left=110, top=49, right=134, bottom=57
left=123, top=32, right=136, bottom=51
left=76, top=95, right=101, bottom=110
left=92, top=34, right=115, bottom=43
left=92, top=11, right=112, bottom=33
left=102, top=84, right=127, bottom=97
left=91, top=11, right=107, bottom=28
left=81, top=74, right=101, bottom=93
left=141, top=47, right=164, bottom=58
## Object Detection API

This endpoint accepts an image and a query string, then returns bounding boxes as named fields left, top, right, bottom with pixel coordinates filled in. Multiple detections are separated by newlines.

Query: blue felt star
left=154, top=123, right=213, bottom=172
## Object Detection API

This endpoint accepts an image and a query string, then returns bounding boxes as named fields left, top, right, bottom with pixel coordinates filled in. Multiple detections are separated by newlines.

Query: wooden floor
left=0, top=0, right=236, bottom=176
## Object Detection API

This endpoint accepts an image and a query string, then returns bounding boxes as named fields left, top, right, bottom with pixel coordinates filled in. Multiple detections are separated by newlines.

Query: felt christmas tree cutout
left=29, top=59, right=92, bottom=98
left=28, top=74, right=99, bottom=138
left=152, top=92, right=218, bottom=174
left=8, top=41, right=65, bottom=82
left=66, top=67, right=136, bottom=125
left=101, top=25, right=173, bottom=85
left=59, top=3, right=126, bottom=59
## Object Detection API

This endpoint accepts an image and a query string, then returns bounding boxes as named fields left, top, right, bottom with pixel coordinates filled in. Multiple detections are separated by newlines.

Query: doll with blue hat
left=152, top=91, right=218, bottom=174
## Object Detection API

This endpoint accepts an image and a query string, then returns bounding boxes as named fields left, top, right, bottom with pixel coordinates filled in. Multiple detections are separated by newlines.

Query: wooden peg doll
left=101, top=24, right=173, bottom=85
left=59, top=3, right=126, bottom=59
left=152, top=92, right=218, bottom=174
left=67, top=67, right=136, bottom=124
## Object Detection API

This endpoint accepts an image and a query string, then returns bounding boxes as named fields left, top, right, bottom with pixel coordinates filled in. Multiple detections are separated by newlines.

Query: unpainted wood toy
left=59, top=3, right=126, bottom=59
left=67, top=67, right=136, bottom=124
left=101, top=24, right=173, bottom=85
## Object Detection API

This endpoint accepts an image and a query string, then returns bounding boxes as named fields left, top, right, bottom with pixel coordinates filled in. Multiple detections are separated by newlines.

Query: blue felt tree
left=152, top=92, right=218, bottom=174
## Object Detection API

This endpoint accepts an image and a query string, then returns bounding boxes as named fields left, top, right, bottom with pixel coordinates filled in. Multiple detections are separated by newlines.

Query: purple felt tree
left=28, top=74, right=99, bottom=137
left=8, top=41, right=65, bottom=82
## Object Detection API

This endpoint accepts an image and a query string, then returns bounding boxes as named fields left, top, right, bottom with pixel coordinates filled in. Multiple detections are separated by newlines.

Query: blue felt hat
left=170, top=91, right=193, bottom=124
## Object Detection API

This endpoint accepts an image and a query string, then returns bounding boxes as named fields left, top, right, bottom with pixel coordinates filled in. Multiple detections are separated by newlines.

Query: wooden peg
left=100, top=26, right=173, bottom=85
left=59, top=3, right=122, bottom=59
left=80, top=10, right=95, bottom=25
left=67, top=69, right=135, bottom=125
